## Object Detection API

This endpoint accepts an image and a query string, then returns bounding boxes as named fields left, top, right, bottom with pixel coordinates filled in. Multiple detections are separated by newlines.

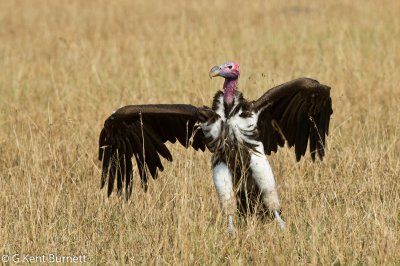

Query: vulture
left=98, top=61, right=333, bottom=233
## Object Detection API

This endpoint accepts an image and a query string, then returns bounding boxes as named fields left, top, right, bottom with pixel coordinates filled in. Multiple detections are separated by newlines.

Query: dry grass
left=1, top=0, right=399, bottom=264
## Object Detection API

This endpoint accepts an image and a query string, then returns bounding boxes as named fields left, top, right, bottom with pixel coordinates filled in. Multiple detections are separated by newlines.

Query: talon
left=273, top=210, right=286, bottom=230
left=228, top=227, right=236, bottom=238
left=227, top=214, right=236, bottom=238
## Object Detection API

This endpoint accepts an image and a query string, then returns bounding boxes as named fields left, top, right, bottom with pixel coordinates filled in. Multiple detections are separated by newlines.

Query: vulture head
left=209, top=61, right=240, bottom=104
left=209, top=61, right=240, bottom=80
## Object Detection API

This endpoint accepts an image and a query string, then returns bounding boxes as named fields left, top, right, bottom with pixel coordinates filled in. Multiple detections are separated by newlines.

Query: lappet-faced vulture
left=98, top=61, right=333, bottom=234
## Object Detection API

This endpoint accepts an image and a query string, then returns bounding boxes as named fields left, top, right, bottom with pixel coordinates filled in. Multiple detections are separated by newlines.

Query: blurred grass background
left=0, top=0, right=399, bottom=264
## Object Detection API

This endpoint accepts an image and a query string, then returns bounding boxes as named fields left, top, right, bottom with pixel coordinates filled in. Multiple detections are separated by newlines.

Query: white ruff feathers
left=203, top=93, right=284, bottom=233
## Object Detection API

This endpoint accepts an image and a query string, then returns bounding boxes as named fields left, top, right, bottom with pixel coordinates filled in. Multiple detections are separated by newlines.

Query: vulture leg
left=273, top=210, right=286, bottom=230
left=249, top=146, right=285, bottom=230
left=212, top=159, right=236, bottom=237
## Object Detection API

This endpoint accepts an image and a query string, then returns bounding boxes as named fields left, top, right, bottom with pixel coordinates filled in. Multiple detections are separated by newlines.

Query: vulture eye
left=228, top=65, right=233, bottom=69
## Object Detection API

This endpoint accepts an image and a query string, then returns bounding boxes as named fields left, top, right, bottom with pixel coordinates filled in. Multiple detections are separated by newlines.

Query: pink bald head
left=209, top=61, right=240, bottom=80
left=209, top=61, right=240, bottom=105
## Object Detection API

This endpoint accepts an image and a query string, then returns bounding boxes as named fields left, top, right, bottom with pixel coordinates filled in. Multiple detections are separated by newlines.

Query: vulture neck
left=223, top=78, right=238, bottom=105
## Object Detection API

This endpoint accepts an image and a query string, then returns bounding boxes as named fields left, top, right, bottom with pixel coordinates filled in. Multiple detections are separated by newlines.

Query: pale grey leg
left=212, top=160, right=237, bottom=236
left=249, top=151, right=285, bottom=230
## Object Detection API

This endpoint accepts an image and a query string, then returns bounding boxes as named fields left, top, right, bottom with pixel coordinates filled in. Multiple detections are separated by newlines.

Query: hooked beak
left=209, top=65, right=221, bottom=78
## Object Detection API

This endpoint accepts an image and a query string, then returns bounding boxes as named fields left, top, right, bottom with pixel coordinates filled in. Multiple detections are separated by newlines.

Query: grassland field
left=0, top=0, right=399, bottom=264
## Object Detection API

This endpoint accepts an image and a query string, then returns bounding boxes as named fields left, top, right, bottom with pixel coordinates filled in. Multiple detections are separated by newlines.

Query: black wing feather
left=116, top=154, right=125, bottom=195
left=98, top=104, right=209, bottom=198
left=123, top=135, right=134, bottom=159
left=142, top=124, right=172, bottom=161
left=98, top=128, right=107, bottom=160
left=295, top=116, right=309, bottom=161
left=100, top=144, right=111, bottom=188
left=125, top=158, right=133, bottom=198
left=108, top=158, right=117, bottom=196
left=134, top=155, right=147, bottom=191
left=254, top=77, right=333, bottom=161
left=309, top=120, right=317, bottom=161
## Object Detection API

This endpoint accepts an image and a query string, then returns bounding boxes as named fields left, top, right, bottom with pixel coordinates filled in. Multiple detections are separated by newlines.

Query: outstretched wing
left=253, top=78, right=333, bottom=161
left=98, top=104, right=208, bottom=198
